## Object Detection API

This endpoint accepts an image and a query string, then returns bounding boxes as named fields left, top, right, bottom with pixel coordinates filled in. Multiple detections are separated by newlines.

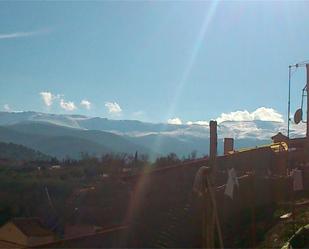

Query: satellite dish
left=294, top=108, right=303, bottom=124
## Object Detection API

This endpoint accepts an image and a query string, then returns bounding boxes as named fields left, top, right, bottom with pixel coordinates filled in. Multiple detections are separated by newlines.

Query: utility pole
left=306, top=64, right=309, bottom=138
left=288, top=65, right=292, bottom=138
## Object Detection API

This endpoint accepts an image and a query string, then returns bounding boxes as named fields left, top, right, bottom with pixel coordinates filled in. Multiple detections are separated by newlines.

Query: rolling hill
left=0, top=122, right=150, bottom=159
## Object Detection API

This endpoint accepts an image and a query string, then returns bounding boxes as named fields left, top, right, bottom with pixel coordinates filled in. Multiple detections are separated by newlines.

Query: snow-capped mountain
left=0, top=111, right=305, bottom=159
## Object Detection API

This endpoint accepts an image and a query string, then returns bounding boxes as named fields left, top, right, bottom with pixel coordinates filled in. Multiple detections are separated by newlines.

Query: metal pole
left=306, top=64, right=309, bottom=139
left=288, top=65, right=291, bottom=138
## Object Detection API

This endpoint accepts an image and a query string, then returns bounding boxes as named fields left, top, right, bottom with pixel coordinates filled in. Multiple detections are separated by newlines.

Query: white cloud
left=105, top=102, right=122, bottom=114
left=0, top=29, right=50, bottom=40
left=187, top=120, right=209, bottom=126
left=252, top=107, right=284, bottom=122
left=216, top=107, right=284, bottom=123
left=40, top=92, right=57, bottom=107
left=167, top=117, right=182, bottom=125
left=60, top=99, right=77, bottom=111
left=80, top=99, right=91, bottom=110
left=3, top=104, right=11, bottom=112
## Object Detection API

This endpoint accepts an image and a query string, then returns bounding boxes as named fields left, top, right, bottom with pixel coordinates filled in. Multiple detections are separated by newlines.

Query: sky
left=1, top=1, right=309, bottom=124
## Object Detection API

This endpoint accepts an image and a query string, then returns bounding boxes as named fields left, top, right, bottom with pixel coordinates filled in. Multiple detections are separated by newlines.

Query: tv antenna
left=287, top=61, right=309, bottom=138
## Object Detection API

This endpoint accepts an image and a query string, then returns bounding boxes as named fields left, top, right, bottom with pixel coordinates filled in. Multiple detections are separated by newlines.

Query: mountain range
left=0, top=111, right=305, bottom=160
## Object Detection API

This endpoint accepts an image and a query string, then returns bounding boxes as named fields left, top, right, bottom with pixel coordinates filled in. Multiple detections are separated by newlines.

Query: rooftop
left=10, top=218, right=54, bottom=237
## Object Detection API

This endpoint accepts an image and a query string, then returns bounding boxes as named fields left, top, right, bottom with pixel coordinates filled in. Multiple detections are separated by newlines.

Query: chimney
left=209, top=120, right=217, bottom=161
left=224, top=138, right=234, bottom=155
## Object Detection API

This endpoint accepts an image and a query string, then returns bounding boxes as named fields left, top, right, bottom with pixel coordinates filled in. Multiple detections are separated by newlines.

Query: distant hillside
left=0, top=122, right=150, bottom=159
left=6, top=121, right=149, bottom=155
left=0, top=142, right=52, bottom=161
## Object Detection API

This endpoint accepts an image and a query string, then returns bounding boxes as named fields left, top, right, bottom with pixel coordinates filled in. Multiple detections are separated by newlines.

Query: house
left=271, top=132, right=306, bottom=150
left=271, top=132, right=289, bottom=143
left=0, top=218, right=55, bottom=247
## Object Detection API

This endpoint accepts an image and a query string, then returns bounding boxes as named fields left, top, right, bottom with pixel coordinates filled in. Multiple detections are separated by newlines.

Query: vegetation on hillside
left=0, top=142, right=52, bottom=161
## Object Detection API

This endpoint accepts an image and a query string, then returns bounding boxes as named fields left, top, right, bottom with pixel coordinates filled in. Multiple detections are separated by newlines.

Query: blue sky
left=1, top=1, right=309, bottom=124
